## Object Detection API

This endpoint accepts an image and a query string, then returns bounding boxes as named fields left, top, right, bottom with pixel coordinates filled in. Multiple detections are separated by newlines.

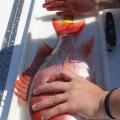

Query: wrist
left=110, top=88, right=120, bottom=119
left=98, top=90, right=110, bottom=119
left=100, top=88, right=120, bottom=119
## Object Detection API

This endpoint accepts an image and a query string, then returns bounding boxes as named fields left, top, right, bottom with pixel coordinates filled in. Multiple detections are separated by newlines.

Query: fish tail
left=52, top=18, right=85, bottom=35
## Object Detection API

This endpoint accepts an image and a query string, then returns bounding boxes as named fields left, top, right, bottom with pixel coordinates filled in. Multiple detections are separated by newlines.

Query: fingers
left=46, top=5, right=67, bottom=11
left=48, top=69, right=75, bottom=82
left=32, top=93, right=67, bottom=111
left=43, top=0, right=65, bottom=8
left=61, top=69, right=77, bottom=80
left=45, top=0, right=64, bottom=4
left=42, top=103, right=69, bottom=120
left=47, top=71, right=71, bottom=83
left=33, top=70, right=80, bottom=95
left=43, top=0, right=68, bottom=12
left=60, top=70, right=84, bottom=84
left=33, top=81, right=69, bottom=95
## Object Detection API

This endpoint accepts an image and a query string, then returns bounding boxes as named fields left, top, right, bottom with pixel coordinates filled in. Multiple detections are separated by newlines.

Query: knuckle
left=48, top=96, right=57, bottom=105
left=48, top=96, right=54, bottom=102
left=56, top=106, right=62, bottom=113
left=68, top=82, right=73, bottom=90
left=66, top=91, right=71, bottom=98
left=67, top=90, right=74, bottom=99
left=48, top=84, right=55, bottom=90
left=70, top=90, right=75, bottom=97
left=52, top=96, right=57, bottom=104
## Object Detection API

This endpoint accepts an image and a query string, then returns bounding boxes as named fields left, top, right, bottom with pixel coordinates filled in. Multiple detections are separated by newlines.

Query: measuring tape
left=0, top=0, right=24, bottom=104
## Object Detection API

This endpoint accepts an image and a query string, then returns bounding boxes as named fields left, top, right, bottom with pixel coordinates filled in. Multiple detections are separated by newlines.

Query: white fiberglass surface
left=103, top=9, right=120, bottom=88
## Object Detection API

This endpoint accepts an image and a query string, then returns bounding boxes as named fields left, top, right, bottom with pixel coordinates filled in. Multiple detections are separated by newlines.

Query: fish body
left=27, top=19, right=95, bottom=120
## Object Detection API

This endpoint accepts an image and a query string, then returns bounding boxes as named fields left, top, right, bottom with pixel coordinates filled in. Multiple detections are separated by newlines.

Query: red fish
left=15, top=19, right=95, bottom=120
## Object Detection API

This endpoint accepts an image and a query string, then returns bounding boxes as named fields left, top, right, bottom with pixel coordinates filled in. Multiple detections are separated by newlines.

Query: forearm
left=98, top=0, right=120, bottom=9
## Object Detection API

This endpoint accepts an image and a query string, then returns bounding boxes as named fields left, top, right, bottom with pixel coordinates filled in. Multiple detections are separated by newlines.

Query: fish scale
left=0, top=0, right=24, bottom=104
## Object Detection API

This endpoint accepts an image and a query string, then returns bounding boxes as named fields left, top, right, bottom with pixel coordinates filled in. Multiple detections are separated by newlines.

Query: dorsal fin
left=52, top=19, right=85, bottom=35
left=80, top=37, right=94, bottom=58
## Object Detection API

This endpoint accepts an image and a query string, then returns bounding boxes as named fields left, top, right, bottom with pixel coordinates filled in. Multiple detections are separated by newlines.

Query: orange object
left=52, top=19, right=85, bottom=35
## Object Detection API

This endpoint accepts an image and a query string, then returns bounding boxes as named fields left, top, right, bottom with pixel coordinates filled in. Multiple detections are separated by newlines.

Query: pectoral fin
left=80, top=37, right=94, bottom=58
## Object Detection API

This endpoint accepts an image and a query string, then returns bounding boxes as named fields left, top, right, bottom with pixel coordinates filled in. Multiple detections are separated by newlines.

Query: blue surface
left=0, top=0, right=24, bottom=102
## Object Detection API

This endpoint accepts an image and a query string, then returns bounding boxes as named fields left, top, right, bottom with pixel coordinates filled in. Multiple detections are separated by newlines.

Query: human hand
left=43, top=0, right=98, bottom=16
left=32, top=69, right=109, bottom=120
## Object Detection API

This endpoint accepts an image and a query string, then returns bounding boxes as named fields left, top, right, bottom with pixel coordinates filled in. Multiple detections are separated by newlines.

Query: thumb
left=47, top=70, right=71, bottom=83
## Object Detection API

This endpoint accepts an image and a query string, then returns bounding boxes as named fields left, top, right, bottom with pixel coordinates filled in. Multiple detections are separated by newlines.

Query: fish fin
left=14, top=42, right=53, bottom=101
left=29, top=42, right=53, bottom=76
left=52, top=19, right=85, bottom=35
left=14, top=74, right=32, bottom=101
left=14, top=91, right=27, bottom=101
left=80, top=37, right=94, bottom=58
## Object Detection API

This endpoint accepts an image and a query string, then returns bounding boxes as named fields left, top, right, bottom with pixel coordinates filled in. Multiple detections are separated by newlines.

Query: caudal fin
left=52, top=19, right=85, bottom=35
